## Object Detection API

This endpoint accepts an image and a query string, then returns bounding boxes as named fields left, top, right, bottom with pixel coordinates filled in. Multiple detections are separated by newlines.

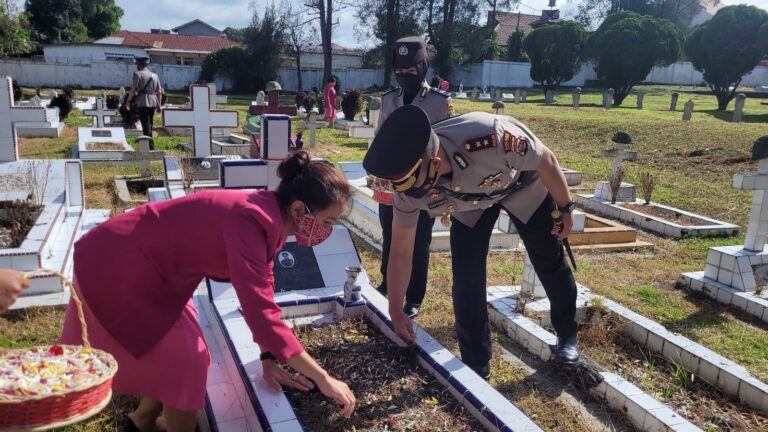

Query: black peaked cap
left=393, top=36, right=428, bottom=70
left=363, top=105, right=432, bottom=179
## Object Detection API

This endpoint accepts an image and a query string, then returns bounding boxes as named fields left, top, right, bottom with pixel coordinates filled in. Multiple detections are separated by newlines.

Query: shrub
left=48, top=94, right=72, bottom=121
left=341, top=88, right=363, bottom=121
left=638, top=171, right=656, bottom=204
left=62, top=86, right=75, bottom=99
left=296, top=91, right=316, bottom=112
left=523, top=21, right=588, bottom=92
left=106, top=94, right=120, bottom=110
left=608, top=166, right=625, bottom=204
left=119, top=95, right=139, bottom=126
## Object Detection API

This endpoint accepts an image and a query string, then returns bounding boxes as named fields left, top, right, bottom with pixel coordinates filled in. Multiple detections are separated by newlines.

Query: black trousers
left=137, top=107, right=156, bottom=145
left=378, top=203, right=434, bottom=305
left=450, top=195, right=578, bottom=371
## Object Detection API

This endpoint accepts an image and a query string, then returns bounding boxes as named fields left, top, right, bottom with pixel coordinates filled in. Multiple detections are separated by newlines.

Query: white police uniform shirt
left=393, top=112, right=549, bottom=229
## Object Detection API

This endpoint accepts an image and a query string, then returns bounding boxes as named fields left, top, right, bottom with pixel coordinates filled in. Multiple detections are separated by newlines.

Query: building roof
left=94, top=31, right=239, bottom=53
left=172, top=19, right=221, bottom=34
left=493, top=11, right=553, bottom=46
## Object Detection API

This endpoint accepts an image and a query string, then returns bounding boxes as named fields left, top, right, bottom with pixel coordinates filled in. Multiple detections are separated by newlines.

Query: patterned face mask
left=294, top=207, right=333, bottom=247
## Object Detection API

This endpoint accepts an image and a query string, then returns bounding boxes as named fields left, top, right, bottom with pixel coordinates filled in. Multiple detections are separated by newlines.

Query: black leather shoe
left=403, top=302, right=421, bottom=318
left=554, top=336, right=581, bottom=365
left=472, top=364, right=491, bottom=381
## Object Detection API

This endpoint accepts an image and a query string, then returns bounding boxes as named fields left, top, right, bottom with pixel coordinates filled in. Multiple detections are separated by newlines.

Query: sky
left=13, top=0, right=768, bottom=48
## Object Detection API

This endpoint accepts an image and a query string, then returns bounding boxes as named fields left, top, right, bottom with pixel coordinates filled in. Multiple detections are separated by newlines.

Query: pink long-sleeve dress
left=323, top=83, right=337, bottom=121
left=61, top=190, right=304, bottom=411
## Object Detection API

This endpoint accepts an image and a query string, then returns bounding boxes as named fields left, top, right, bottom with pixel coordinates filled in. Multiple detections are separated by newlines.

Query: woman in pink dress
left=61, top=152, right=356, bottom=432
left=323, top=77, right=337, bottom=129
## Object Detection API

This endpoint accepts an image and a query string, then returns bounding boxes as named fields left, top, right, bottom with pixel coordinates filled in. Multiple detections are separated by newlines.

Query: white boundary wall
left=2, top=58, right=766, bottom=91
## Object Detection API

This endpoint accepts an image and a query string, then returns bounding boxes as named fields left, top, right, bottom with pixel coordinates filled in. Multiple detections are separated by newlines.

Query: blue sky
left=14, top=0, right=768, bottom=48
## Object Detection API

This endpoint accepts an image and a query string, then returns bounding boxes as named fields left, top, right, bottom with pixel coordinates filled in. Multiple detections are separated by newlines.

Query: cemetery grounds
left=1, top=85, right=768, bottom=431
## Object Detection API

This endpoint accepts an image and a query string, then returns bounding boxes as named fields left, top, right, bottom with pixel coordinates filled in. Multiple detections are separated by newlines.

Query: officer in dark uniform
left=370, top=36, right=450, bottom=317
left=364, top=105, right=580, bottom=378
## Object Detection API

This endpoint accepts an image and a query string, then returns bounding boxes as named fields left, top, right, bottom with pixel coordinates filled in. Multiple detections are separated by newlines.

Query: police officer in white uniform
left=364, top=105, right=580, bottom=379
left=371, top=36, right=450, bottom=317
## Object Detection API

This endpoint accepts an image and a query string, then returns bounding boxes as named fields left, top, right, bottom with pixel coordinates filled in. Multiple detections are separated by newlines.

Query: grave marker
left=603, top=89, right=613, bottom=109
left=670, top=92, right=679, bottom=111
left=521, top=89, right=527, bottom=102
left=119, top=87, right=126, bottom=100
left=636, top=91, right=644, bottom=110
left=595, top=132, right=636, bottom=202
left=458, top=83, right=464, bottom=92
left=734, top=93, right=746, bottom=122
left=254, top=91, right=267, bottom=106
left=49, top=90, right=57, bottom=100
left=682, top=100, right=693, bottom=121
left=0, top=76, right=47, bottom=162
left=83, top=97, right=117, bottom=128
left=135, top=136, right=154, bottom=177
left=736, top=146, right=768, bottom=252
left=249, top=81, right=297, bottom=116
left=544, top=90, right=554, bottom=106
left=208, top=83, right=227, bottom=108
left=29, top=96, right=41, bottom=107
left=306, top=111, right=324, bottom=149
left=470, top=88, right=478, bottom=100
left=572, top=87, right=581, bottom=109
left=162, top=84, right=239, bottom=157
left=515, top=88, right=521, bottom=105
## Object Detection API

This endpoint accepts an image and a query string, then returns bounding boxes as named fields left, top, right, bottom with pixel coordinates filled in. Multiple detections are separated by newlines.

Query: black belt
left=438, top=171, right=534, bottom=202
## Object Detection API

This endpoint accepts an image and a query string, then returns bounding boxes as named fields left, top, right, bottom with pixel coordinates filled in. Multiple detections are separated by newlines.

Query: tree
left=523, top=21, right=587, bottom=92
left=305, top=0, right=351, bottom=82
left=223, top=27, right=247, bottom=43
left=201, top=46, right=251, bottom=92
left=573, top=0, right=720, bottom=30
left=485, top=0, right=514, bottom=59
left=0, top=4, right=33, bottom=55
left=686, top=5, right=768, bottom=110
left=588, top=11, right=683, bottom=105
left=25, top=0, right=122, bottom=43
left=284, top=5, right=318, bottom=92
left=243, top=6, right=286, bottom=91
left=426, top=0, right=483, bottom=77
left=506, top=29, right=524, bottom=62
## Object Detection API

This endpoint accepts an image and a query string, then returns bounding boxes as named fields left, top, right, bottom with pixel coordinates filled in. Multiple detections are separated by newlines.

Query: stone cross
left=572, top=87, right=581, bottom=109
left=306, top=111, right=324, bottom=149
left=100, top=89, right=107, bottom=100
left=682, top=100, right=694, bottom=121
left=471, top=88, right=477, bottom=100
left=255, top=91, right=267, bottom=106
left=119, top=87, right=126, bottom=100
left=0, top=77, right=47, bottom=162
left=544, top=90, right=554, bottom=106
left=458, top=83, right=464, bottom=92
left=636, top=91, right=644, bottom=110
left=521, top=89, right=527, bottom=102
left=603, top=89, right=613, bottom=109
left=482, top=86, right=487, bottom=94
left=135, top=135, right=154, bottom=177
left=162, top=84, right=238, bottom=157
left=208, top=83, right=227, bottom=109
left=514, top=89, right=521, bottom=105
left=610, top=139, right=630, bottom=177
left=670, top=92, right=679, bottom=111
left=734, top=93, right=746, bottom=122
left=84, top=97, right=117, bottom=128
left=735, top=155, right=768, bottom=251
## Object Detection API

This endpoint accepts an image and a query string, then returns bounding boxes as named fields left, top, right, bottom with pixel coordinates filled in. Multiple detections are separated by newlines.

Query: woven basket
left=0, top=269, right=118, bottom=431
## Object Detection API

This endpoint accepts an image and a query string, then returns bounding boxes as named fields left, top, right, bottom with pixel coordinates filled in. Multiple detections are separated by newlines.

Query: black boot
left=403, top=302, right=420, bottom=318
left=554, top=336, right=580, bottom=365
left=471, top=364, right=490, bottom=381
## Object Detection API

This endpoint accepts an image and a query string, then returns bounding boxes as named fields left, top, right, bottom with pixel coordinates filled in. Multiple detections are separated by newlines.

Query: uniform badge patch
left=478, top=172, right=503, bottom=189
left=453, top=152, right=469, bottom=169
left=463, top=134, right=497, bottom=152
left=398, top=45, right=408, bottom=55
left=501, top=131, right=530, bottom=156
left=428, top=198, right=447, bottom=210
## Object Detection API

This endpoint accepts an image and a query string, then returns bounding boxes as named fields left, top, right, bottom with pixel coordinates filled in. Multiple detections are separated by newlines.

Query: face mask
left=404, top=162, right=440, bottom=199
left=294, top=208, right=333, bottom=247
left=396, top=74, right=423, bottom=96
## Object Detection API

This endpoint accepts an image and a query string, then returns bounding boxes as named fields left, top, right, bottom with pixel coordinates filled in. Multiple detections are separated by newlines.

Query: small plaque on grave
left=92, top=130, right=112, bottom=138
left=272, top=242, right=325, bottom=291
left=181, top=158, right=224, bottom=182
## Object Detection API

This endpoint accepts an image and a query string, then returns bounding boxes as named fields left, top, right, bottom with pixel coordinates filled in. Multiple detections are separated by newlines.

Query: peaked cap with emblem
left=393, top=36, right=428, bottom=71
left=363, top=105, right=432, bottom=179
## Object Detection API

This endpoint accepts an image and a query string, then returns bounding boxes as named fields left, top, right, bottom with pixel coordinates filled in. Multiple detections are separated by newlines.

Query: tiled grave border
left=575, top=194, right=739, bottom=239
left=678, top=271, right=768, bottom=324
left=209, top=284, right=543, bottom=432
left=487, top=289, right=702, bottom=432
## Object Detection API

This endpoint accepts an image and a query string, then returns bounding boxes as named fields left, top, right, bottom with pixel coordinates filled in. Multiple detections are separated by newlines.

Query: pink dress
left=61, top=190, right=304, bottom=411
left=323, top=84, right=337, bottom=121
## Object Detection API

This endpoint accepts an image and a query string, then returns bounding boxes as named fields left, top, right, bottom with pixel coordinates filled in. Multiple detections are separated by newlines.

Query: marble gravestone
left=83, top=97, right=117, bottom=128
left=682, top=100, right=694, bottom=121
left=572, top=87, right=581, bottom=109
left=0, top=76, right=47, bottom=161
left=77, top=127, right=132, bottom=161
left=734, top=93, right=746, bottom=123
left=162, top=84, right=239, bottom=157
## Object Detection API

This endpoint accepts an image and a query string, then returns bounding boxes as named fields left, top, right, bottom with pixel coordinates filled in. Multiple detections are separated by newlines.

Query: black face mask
left=404, top=162, right=439, bottom=199
left=396, top=74, right=423, bottom=96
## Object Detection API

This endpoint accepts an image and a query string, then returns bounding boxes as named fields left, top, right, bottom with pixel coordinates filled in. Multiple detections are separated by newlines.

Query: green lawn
left=2, top=84, right=767, bottom=431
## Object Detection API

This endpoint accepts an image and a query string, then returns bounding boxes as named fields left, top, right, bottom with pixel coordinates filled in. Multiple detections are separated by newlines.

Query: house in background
left=43, top=19, right=238, bottom=66
left=283, top=43, right=365, bottom=69
left=491, top=10, right=560, bottom=48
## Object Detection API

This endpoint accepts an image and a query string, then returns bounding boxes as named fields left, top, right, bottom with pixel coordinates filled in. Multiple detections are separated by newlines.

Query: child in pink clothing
left=324, top=77, right=337, bottom=128
left=61, top=152, right=356, bottom=431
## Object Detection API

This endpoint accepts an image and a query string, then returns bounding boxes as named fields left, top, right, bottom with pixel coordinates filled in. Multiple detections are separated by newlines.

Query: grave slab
left=77, top=127, right=133, bottom=161
left=16, top=106, right=64, bottom=138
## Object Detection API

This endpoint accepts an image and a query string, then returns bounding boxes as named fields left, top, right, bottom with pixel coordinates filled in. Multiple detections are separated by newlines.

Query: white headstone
left=544, top=90, right=554, bottom=106
left=119, top=87, right=126, bottom=99
left=734, top=93, right=746, bottom=122
left=255, top=91, right=267, bottom=106
left=682, top=100, right=694, bottom=121
left=458, top=83, right=463, bottom=92
left=307, top=111, right=325, bottom=149
left=83, top=97, right=117, bottom=128
left=735, top=157, right=768, bottom=252
left=521, top=89, right=527, bottom=102
left=603, top=89, right=613, bottom=109
left=572, top=87, right=581, bottom=109
left=208, top=83, right=227, bottom=109
left=220, top=159, right=268, bottom=189
left=0, top=77, right=47, bottom=162
left=162, top=85, right=239, bottom=157
left=514, top=89, right=521, bottom=105
left=670, top=92, right=679, bottom=111
left=135, top=136, right=154, bottom=177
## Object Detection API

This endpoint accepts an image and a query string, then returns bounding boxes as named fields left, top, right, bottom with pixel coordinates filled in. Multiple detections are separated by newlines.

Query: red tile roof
left=493, top=11, right=542, bottom=46
left=97, top=31, right=239, bottom=53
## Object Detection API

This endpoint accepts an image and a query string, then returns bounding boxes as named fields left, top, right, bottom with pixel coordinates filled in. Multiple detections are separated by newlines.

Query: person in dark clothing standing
left=127, top=57, right=163, bottom=148
left=370, top=36, right=450, bottom=318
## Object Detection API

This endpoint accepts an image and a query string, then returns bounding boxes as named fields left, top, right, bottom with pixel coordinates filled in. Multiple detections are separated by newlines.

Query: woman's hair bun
left=277, top=150, right=311, bottom=183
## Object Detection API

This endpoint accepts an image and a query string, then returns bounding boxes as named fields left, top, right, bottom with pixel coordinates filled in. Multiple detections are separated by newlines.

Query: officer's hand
left=390, top=309, right=416, bottom=343
left=551, top=211, right=574, bottom=240
left=0, top=269, right=30, bottom=314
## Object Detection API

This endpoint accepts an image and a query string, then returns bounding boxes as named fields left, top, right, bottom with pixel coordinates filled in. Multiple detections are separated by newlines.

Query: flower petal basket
left=0, top=269, right=118, bottom=431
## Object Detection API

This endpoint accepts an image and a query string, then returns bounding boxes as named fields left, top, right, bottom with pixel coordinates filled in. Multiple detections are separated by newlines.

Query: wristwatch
left=260, top=351, right=277, bottom=362
left=558, top=201, right=576, bottom=213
